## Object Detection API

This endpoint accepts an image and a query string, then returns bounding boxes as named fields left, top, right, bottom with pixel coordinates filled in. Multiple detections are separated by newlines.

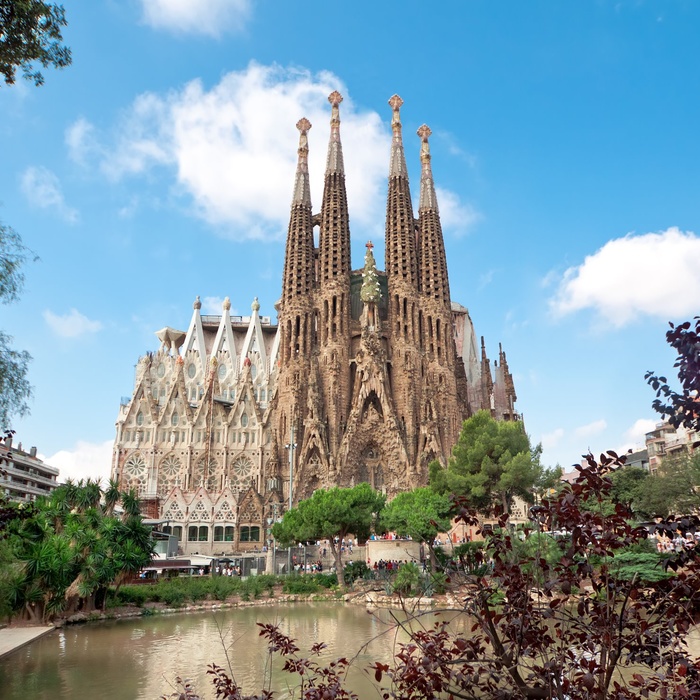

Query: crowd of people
left=654, top=531, right=700, bottom=553
left=215, top=563, right=241, bottom=576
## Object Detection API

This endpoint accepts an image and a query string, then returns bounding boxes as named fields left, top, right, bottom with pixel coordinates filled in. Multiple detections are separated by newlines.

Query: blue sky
left=2, top=0, right=699, bottom=482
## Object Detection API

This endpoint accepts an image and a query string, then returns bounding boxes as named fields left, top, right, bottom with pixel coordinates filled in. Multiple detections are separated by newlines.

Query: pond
left=0, top=603, right=453, bottom=699
left=4, top=603, right=700, bottom=699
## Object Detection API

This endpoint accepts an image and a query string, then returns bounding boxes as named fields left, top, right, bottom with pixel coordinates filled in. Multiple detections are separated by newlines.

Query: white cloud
left=616, top=417, right=658, bottom=455
left=67, top=63, right=471, bottom=242
left=574, top=419, right=607, bottom=439
left=624, top=418, right=657, bottom=444
left=435, top=187, right=481, bottom=237
left=65, top=117, right=100, bottom=167
left=43, top=308, right=103, bottom=338
left=550, top=228, right=700, bottom=326
left=42, top=439, right=113, bottom=484
left=140, top=0, right=252, bottom=37
left=541, top=428, right=564, bottom=451
left=20, top=166, right=79, bottom=223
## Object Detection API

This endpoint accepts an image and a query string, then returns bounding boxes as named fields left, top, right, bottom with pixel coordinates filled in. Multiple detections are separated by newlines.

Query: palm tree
left=103, top=479, right=121, bottom=517
left=120, top=489, right=142, bottom=520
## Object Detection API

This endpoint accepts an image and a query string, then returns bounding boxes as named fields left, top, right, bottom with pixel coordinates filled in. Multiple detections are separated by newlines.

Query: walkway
left=0, top=626, right=54, bottom=659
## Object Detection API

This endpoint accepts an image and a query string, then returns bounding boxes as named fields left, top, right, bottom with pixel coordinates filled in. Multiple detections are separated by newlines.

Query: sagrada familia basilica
left=111, top=93, right=519, bottom=554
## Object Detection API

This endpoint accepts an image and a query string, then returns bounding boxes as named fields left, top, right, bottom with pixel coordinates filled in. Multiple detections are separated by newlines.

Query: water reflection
left=7, top=603, right=693, bottom=699
left=0, top=604, right=454, bottom=700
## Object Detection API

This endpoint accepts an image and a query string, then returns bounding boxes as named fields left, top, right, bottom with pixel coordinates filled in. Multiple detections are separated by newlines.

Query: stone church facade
left=111, top=93, right=519, bottom=555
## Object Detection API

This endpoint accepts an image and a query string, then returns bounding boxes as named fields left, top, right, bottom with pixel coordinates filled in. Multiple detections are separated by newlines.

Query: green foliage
left=312, top=572, right=338, bottom=588
left=109, top=584, right=150, bottom=608
left=420, top=570, right=448, bottom=596
left=272, top=483, right=385, bottom=590
left=343, top=560, right=369, bottom=585
left=430, top=410, right=546, bottom=514
left=3, top=480, right=155, bottom=621
left=0, top=1, right=72, bottom=86
left=635, top=453, right=700, bottom=518
left=381, top=487, right=452, bottom=545
left=610, top=466, right=649, bottom=513
left=511, top=531, right=563, bottom=584
left=282, top=575, right=321, bottom=595
left=608, top=551, right=671, bottom=584
left=453, top=540, right=487, bottom=574
left=392, top=562, right=421, bottom=596
left=0, top=222, right=37, bottom=429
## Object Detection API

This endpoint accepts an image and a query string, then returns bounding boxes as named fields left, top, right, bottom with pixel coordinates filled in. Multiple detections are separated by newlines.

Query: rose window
left=123, top=454, right=147, bottom=490
left=230, top=456, right=253, bottom=491
left=158, top=454, right=182, bottom=494
left=195, top=456, right=220, bottom=491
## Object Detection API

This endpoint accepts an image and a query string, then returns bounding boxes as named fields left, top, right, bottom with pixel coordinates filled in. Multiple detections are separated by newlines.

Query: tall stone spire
left=319, top=91, right=351, bottom=284
left=317, top=91, right=352, bottom=458
left=498, top=343, right=518, bottom=419
left=385, top=95, right=418, bottom=288
left=282, top=118, right=315, bottom=303
left=480, top=336, right=494, bottom=416
left=417, top=124, right=450, bottom=308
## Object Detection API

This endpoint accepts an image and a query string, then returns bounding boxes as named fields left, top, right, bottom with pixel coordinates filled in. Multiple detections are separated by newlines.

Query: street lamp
left=284, top=426, right=296, bottom=575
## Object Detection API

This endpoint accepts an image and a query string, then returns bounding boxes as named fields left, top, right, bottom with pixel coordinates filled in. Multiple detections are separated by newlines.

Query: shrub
left=282, top=576, right=321, bottom=594
left=343, top=561, right=369, bottom=584
left=313, top=573, right=338, bottom=588
left=109, top=585, right=150, bottom=607
left=421, top=570, right=448, bottom=596
left=608, top=551, right=671, bottom=584
left=392, top=562, right=421, bottom=596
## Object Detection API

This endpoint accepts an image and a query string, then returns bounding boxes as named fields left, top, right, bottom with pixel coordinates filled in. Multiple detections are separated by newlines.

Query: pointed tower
left=280, top=118, right=316, bottom=366
left=319, top=91, right=351, bottom=286
left=417, top=124, right=451, bottom=310
left=316, top=91, right=352, bottom=459
left=384, top=95, right=422, bottom=467
left=275, top=117, right=321, bottom=507
left=414, top=124, right=467, bottom=463
left=385, top=95, right=418, bottom=292
left=494, top=343, right=518, bottom=421
left=480, top=337, right=495, bottom=417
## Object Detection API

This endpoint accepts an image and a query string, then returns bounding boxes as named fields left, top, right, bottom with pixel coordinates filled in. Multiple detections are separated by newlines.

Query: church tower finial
left=418, top=124, right=439, bottom=213
left=326, top=91, right=345, bottom=174
left=292, top=118, right=312, bottom=206
left=388, top=94, right=408, bottom=177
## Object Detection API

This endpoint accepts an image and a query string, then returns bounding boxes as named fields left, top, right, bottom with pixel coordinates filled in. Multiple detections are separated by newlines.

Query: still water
left=4, top=603, right=700, bottom=699
left=0, top=603, right=450, bottom=700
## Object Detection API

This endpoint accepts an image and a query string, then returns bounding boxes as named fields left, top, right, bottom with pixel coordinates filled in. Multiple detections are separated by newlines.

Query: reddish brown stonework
left=111, top=93, right=519, bottom=556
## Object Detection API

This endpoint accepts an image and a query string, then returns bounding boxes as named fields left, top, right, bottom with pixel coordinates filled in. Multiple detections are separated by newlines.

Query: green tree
left=0, top=1, right=71, bottom=86
left=272, top=483, right=385, bottom=591
left=2, top=480, right=154, bottom=620
left=636, top=453, right=700, bottom=518
left=609, top=465, right=649, bottom=517
left=381, top=487, right=452, bottom=568
left=430, top=410, right=545, bottom=515
left=0, top=222, right=36, bottom=430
